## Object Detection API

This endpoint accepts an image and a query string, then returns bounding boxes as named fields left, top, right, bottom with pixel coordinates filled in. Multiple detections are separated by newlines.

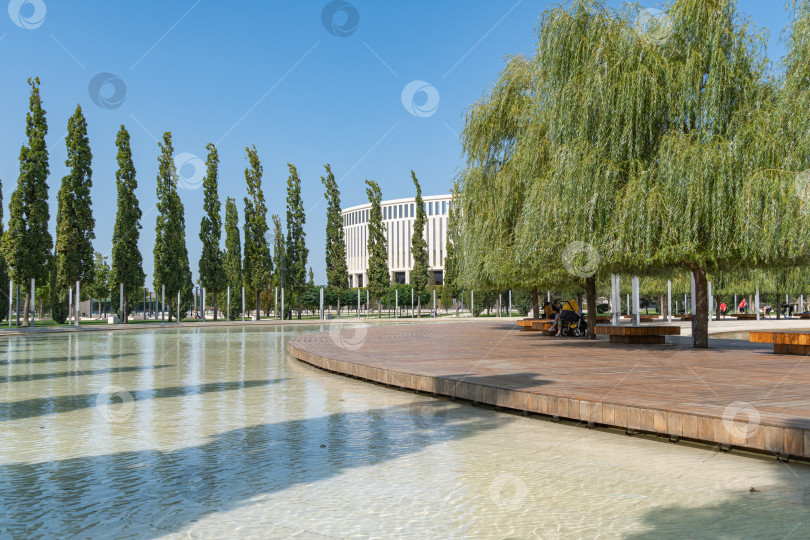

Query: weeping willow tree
left=458, top=0, right=810, bottom=347
left=618, top=0, right=810, bottom=346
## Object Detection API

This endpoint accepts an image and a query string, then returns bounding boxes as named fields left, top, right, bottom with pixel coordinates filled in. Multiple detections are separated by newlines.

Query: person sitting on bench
left=549, top=299, right=579, bottom=336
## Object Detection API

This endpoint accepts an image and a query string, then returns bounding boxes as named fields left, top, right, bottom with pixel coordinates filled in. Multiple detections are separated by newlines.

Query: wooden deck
left=287, top=321, right=810, bottom=460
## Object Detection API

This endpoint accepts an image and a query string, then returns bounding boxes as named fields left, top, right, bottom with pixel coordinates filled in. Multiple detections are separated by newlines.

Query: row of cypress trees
left=0, top=78, right=320, bottom=323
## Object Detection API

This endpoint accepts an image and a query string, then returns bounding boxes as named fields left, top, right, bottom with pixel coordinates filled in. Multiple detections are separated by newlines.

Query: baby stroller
left=557, top=300, right=588, bottom=337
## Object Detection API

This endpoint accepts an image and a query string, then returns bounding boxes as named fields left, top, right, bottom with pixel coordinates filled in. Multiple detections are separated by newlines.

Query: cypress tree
left=242, top=145, right=272, bottom=320
left=285, top=163, right=308, bottom=319
left=365, top=179, right=388, bottom=316
left=410, top=171, right=429, bottom=317
left=153, top=132, right=192, bottom=322
left=0, top=178, right=7, bottom=323
left=271, top=214, right=285, bottom=295
left=87, top=251, right=111, bottom=319
left=110, top=125, right=145, bottom=322
left=443, top=185, right=460, bottom=316
left=1, top=78, right=52, bottom=325
left=321, top=163, right=348, bottom=316
left=48, top=250, right=68, bottom=323
left=198, top=143, right=225, bottom=320
left=55, top=104, right=95, bottom=297
left=223, top=197, right=242, bottom=321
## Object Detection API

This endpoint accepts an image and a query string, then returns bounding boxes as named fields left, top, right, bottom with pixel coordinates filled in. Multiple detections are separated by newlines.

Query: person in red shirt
left=739, top=298, right=747, bottom=314
left=720, top=302, right=727, bottom=319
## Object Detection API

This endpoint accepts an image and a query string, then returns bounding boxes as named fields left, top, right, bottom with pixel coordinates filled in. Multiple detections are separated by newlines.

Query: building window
left=394, top=272, right=406, bottom=284
left=442, top=201, right=446, bottom=214
left=434, top=270, right=444, bottom=285
left=439, top=218, right=443, bottom=263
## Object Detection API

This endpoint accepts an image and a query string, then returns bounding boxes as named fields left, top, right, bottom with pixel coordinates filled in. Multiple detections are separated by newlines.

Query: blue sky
left=0, top=0, right=794, bottom=287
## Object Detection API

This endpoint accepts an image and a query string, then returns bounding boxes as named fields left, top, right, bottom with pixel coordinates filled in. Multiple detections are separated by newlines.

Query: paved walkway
left=287, top=320, right=810, bottom=460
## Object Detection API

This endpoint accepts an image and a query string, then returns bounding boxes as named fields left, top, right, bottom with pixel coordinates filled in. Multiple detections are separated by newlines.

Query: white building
left=342, top=194, right=452, bottom=288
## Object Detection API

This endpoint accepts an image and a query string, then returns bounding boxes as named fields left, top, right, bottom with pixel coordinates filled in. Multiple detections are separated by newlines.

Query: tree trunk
left=417, top=296, right=422, bottom=318
left=123, top=296, right=129, bottom=324
left=168, top=300, right=173, bottom=323
left=586, top=277, right=596, bottom=340
left=378, top=299, right=382, bottom=318
left=255, top=291, right=261, bottom=321
left=776, top=293, right=781, bottom=320
left=23, top=292, right=30, bottom=326
left=337, top=297, right=341, bottom=317
left=298, top=294, right=302, bottom=320
left=658, top=293, right=664, bottom=320
left=692, top=266, right=709, bottom=348
left=213, top=291, right=218, bottom=321
left=531, top=286, right=540, bottom=319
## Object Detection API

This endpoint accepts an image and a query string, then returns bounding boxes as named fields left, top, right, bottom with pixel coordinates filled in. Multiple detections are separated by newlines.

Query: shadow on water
left=0, top=352, right=141, bottom=367
left=622, top=497, right=810, bottom=539
left=0, top=401, right=506, bottom=539
left=0, top=379, right=285, bottom=422
left=0, top=364, right=174, bottom=384
left=623, top=417, right=810, bottom=539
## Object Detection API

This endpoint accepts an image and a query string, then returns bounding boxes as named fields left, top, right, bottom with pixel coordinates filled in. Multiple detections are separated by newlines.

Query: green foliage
left=457, top=0, right=810, bottom=347
left=365, top=180, right=388, bottom=312
left=285, top=163, right=308, bottom=317
left=242, top=145, right=272, bottom=315
left=0, top=176, right=7, bottom=323
left=223, top=197, right=243, bottom=321
left=321, top=163, right=348, bottom=310
left=87, top=251, right=110, bottom=303
left=55, top=105, right=95, bottom=290
left=49, top=253, right=67, bottom=324
left=198, top=143, right=225, bottom=310
left=443, top=183, right=460, bottom=304
left=409, top=171, right=430, bottom=303
left=110, top=125, right=145, bottom=321
left=153, top=132, right=192, bottom=322
left=271, top=214, right=285, bottom=289
left=512, top=289, right=533, bottom=316
left=2, top=77, right=52, bottom=323
left=301, top=285, right=320, bottom=313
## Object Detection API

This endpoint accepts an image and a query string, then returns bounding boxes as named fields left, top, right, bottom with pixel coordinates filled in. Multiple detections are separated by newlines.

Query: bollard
left=30, top=278, right=35, bottom=327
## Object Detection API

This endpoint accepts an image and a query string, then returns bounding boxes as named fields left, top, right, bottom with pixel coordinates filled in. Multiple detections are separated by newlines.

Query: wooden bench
left=595, top=325, right=681, bottom=345
left=799, top=314, right=810, bottom=320
left=732, top=314, right=758, bottom=320
left=595, top=315, right=613, bottom=323
left=674, top=315, right=692, bottom=321
left=750, top=331, right=810, bottom=355
left=516, top=319, right=554, bottom=333
left=621, top=315, right=656, bottom=322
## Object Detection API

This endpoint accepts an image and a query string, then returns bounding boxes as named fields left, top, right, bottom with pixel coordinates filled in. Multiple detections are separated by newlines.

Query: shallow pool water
left=1, top=325, right=809, bottom=539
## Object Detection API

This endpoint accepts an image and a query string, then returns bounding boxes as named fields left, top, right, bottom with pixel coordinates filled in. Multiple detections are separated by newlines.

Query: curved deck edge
left=287, top=332, right=810, bottom=462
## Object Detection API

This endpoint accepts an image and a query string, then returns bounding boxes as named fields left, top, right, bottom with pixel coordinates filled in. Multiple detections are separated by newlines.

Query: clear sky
left=0, top=0, right=794, bottom=287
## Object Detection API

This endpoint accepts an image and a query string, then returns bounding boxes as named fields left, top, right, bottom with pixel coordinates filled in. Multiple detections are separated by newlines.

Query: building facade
left=342, top=194, right=452, bottom=288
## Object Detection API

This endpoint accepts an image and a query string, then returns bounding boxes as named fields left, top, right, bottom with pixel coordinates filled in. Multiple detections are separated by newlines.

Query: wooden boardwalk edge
left=286, top=338, right=810, bottom=460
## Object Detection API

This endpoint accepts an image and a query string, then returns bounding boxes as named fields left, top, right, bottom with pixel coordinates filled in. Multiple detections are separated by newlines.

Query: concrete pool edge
left=287, top=324, right=810, bottom=462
